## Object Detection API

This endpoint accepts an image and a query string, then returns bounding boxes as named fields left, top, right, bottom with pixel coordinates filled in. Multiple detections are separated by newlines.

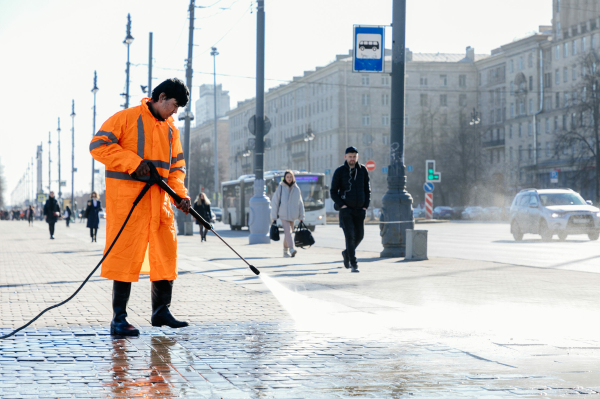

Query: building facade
left=195, top=84, right=230, bottom=128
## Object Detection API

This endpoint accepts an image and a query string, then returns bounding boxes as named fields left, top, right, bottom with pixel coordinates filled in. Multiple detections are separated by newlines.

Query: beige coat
left=271, top=182, right=305, bottom=222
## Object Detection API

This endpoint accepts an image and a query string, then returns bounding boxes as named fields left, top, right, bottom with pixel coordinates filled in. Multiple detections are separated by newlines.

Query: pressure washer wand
left=154, top=176, right=260, bottom=276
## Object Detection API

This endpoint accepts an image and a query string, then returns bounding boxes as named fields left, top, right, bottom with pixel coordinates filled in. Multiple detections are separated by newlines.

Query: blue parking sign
left=353, top=26, right=385, bottom=73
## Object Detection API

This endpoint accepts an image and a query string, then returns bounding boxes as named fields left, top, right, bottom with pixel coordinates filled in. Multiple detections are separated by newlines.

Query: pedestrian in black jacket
left=330, top=146, right=371, bottom=273
left=193, top=193, right=211, bottom=242
left=43, top=191, right=61, bottom=239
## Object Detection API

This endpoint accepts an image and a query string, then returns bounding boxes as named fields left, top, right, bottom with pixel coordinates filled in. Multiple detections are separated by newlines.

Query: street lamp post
left=123, top=13, right=134, bottom=109
left=380, top=0, right=414, bottom=258
left=304, top=127, right=315, bottom=171
left=470, top=108, right=481, bottom=204
left=248, top=0, right=270, bottom=244
left=57, top=118, right=62, bottom=200
left=211, top=47, right=219, bottom=205
left=70, top=100, right=75, bottom=211
left=48, top=131, right=51, bottom=193
left=91, top=71, right=99, bottom=193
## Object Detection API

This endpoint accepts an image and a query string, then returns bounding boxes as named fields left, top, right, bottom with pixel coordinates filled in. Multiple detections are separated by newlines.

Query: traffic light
left=426, top=160, right=441, bottom=183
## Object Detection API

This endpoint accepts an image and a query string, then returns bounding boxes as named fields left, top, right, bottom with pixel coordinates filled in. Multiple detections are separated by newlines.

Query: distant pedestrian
left=27, top=205, right=34, bottom=226
left=43, top=191, right=61, bottom=239
left=64, top=206, right=72, bottom=227
left=271, top=170, right=305, bottom=258
left=330, top=146, right=371, bottom=273
left=85, top=191, right=102, bottom=243
left=193, top=193, right=211, bottom=242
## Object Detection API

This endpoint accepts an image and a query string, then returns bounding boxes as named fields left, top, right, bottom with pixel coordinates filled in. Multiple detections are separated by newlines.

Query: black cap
left=345, top=146, right=358, bottom=154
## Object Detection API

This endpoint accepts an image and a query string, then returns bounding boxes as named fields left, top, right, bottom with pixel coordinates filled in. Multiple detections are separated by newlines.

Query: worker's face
left=345, top=152, right=358, bottom=167
left=155, top=93, right=180, bottom=120
left=285, top=173, right=293, bottom=184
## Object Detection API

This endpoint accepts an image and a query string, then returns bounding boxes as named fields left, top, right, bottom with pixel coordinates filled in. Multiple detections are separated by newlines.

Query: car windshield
left=539, top=193, right=586, bottom=206
left=296, top=178, right=325, bottom=211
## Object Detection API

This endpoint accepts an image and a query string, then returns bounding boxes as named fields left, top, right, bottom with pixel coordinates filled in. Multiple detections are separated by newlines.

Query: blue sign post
left=550, top=170, right=558, bottom=184
left=423, top=182, right=434, bottom=193
left=353, top=26, right=385, bottom=73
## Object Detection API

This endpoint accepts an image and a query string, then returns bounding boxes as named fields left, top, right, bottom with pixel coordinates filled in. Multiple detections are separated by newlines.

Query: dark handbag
left=294, top=221, right=315, bottom=249
left=270, top=222, right=280, bottom=241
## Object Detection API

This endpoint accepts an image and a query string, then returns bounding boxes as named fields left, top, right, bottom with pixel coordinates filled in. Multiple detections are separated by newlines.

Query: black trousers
left=48, top=222, right=55, bottom=237
left=339, top=208, right=365, bottom=265
left=66, top=218, right=70, bottom=227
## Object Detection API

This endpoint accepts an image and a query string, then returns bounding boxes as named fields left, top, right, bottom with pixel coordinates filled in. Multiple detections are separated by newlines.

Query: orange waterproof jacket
left=90, top=98, right=188, bottom=282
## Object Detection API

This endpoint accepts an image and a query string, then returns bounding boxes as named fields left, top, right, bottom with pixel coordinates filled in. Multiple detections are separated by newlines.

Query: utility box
left=405, top=229, right=428, bottom=261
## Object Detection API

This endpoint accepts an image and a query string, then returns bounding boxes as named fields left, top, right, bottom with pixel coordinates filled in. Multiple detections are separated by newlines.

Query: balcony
left=483, top=139, right=505, bottom=149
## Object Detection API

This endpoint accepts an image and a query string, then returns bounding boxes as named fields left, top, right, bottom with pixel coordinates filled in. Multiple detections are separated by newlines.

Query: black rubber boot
left=151, top=280, right=189, bottom=328
left=110, top=281, right=140, bottom=336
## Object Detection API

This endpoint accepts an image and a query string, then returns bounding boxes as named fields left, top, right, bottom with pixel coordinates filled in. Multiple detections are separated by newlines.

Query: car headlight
left=317, top=215, right=323, bottom=219
left=596, top=212, right=600, bottom=218
left=551, top=213, right=566, bottom=218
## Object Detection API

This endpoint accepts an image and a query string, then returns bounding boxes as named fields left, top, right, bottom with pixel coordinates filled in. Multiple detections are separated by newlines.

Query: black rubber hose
left=0, top=183, right=153, bottom=340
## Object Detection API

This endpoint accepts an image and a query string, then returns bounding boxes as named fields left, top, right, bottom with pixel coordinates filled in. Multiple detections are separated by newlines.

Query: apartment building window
left=382, top=93, right=390, bottom=105
left=528, top=145, right=533, bottom=159
left=362, top=114, right=371, bottom=126
left=583, top=86, right=587, bottom=101
left=440, top=75, right=447, bottom=86
left=509, top=125, right=513, bottom=138
left=563, top=67, right=568, bottom=82
left=383, top=135, right=389, bottom=145
left=572, top=40, right=577, bottom=55
left=361, top=94, right=370, bottom=106
left=459, top=75, right=466, bottom=87
left=545, top=118, right=550, bottom=133
left=440, top=94, right=447, bottom=106
left=546, top=143, right=551, bottom=157
left=555, top=45, right=560, bottom=59
left=562, top=114, right=567, bottom=130
left=510, top=103, right=515, bottom=117
left=419, top=77, right=428, bottom=86
left=564, top=42, right=569, bottom=57
left=555, top=92, right=560, bottom=109
left=381, top=76, right=390, bottom=85
left=518, top=123, right=522, bottom=137
left=381, top=114, right=390, bottom=126
left=509, top=60, right=514, bottom=73
left=571, top=112, right=577, bottom=128
left=528, top=53, right=533, bottom=68
left=556, top=0, right=560, bottom=12
left=519, top=57, right=524, bottom=70
left=555, top=70, right=560, bottom=85
left=582, top=36, right=587, bottom=52
left=564, top=92, right=569, bottom=107
left=362, top=75, right=370, bottom=86
left=572, top=66, right=577, bottom=80
left=593, top=34, right=597, bottom=49
left=519, top=145, right=523, bottom=160
left=529, top=76, right=533, bottom=91
left=554, top=116, right=559, bottom=131
left=573, top=91, right=578, bottom=104
left=420, top=94, right=428, bottom=106
left=528, top=121, right=533, bottom=136
left=529, top=99, right=533, bottom=113
left=519, top=101, right=525, bottom=115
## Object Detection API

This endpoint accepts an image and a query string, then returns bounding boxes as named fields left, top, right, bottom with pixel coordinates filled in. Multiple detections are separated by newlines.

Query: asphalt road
left=302, top=221, right=600, bottom=274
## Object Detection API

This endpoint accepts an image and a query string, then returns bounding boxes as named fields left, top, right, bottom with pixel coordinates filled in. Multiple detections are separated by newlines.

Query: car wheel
left=539, top=221, right=552, bottom=242
left=588, top=231, right=600, bottom=241
left=557, top=231, right=568, bottom=241
left=511, top=221, right=523, bottom=241
left=230, top=224, right=236, bottom=231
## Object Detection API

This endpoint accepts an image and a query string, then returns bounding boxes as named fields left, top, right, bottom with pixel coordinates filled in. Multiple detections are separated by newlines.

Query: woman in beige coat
left=271, top=170, right=305, bottom=257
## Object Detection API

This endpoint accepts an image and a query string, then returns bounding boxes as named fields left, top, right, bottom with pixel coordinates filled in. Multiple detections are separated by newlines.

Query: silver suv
left=509, top=188, right=600, bottom=241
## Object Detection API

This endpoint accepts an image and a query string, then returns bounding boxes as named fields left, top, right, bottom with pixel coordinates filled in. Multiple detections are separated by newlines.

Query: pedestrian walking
left=89, top=78, right=191, bottom=336
left=271, top=170, right=305, bottom=258
left=43, top=191, right=61, bottom=239
left=27, top=205, right=34, bottom=226
left=330, top=147, right=371, bottom=273
left=85, top=192, right=102, bottom=242
left=193, top=193, right=211, bottom=242
left=64, top=206, right=73, bottom=228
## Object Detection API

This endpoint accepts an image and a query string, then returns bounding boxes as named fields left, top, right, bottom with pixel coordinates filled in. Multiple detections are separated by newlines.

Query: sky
left=0, top=0, right=552, bottom=206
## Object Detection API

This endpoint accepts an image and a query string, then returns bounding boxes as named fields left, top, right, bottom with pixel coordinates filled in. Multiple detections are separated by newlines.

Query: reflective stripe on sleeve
left=169, top=166, right=186, bottom=174
left=137, top=115, right=145, bottom=158
left=149, top=160, right=171, bottom=170
left=170, top=153, right=184, bottom=165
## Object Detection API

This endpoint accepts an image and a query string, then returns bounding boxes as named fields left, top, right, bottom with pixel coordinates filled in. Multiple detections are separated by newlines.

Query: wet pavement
left=1, top=220, right=599, bottom=398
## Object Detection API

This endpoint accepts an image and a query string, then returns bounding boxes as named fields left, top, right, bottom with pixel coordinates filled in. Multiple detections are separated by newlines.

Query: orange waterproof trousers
left=90, top=98, right=188, bottom=282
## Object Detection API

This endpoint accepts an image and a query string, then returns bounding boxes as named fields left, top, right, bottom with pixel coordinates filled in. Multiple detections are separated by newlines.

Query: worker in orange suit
left=90, top=78, right=192, bottom=336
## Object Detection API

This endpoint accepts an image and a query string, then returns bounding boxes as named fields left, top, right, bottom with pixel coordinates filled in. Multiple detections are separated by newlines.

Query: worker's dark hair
left=152, top=78, right=189, bottom=107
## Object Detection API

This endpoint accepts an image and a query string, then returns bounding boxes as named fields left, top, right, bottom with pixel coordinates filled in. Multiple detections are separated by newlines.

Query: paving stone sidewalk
left=1, top=220, right=599, bottom=398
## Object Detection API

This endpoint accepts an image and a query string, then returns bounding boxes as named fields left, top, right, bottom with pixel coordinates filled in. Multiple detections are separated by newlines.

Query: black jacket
left=43, top=197, right=61, bottom=224
left=193, top=201, right=211, bottom=223
left=330, top=161, right=371, bottom=210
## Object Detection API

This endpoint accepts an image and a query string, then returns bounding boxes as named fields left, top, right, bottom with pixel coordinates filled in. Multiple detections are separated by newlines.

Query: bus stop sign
left=353, top=25, right=385, bottom=73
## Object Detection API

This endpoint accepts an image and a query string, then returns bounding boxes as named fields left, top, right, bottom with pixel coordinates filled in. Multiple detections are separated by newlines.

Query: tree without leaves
left=554, top=50, right=600, bottom=202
